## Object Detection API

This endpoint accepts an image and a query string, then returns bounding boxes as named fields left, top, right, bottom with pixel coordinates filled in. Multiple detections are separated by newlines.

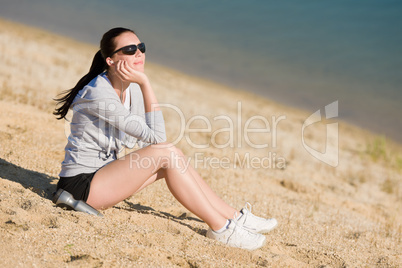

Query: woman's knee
left=152, top=142, right=184, bottom=156
left=149, top=143, right=186, bottom=170
left=125, top=143, right=185, bottom=170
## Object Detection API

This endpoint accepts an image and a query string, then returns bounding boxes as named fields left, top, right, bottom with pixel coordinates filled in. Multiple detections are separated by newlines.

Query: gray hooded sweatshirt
left=59, top=73, right=167, bottom=177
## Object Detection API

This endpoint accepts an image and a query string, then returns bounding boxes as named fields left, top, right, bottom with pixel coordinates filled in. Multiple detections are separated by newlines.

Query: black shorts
left=57, top=172, right=97, bottom=202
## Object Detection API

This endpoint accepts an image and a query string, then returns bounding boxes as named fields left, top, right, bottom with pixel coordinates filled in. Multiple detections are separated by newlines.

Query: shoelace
left=231, top=212, right=258, bottom=239
left=244, top=202, right=253, bottom=213
left=242, top=202, right=268, bottom=227
left=240, top=202, right=253, bottom=224
left=245, top=202, right=268, bottom=222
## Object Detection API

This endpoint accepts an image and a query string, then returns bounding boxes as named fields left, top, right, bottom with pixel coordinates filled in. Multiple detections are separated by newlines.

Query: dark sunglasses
left=111, top=42, right=146, bottom=56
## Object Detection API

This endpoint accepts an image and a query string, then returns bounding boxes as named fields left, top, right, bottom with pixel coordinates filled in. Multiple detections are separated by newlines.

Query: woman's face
left=111, top=31, right=145, bottom=72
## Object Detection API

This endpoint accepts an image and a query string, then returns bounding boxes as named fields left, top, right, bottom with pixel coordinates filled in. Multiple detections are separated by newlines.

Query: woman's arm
left=87, top=97, right=166, bottom=144
left=115, top=60, right=160, bottom=113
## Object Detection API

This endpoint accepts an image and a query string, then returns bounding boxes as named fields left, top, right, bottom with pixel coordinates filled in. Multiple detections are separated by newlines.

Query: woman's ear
left=106, top=57, right=115, bottom=66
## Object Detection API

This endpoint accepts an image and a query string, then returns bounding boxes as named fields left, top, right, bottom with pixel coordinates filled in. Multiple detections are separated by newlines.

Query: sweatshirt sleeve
left=84, top=97, right=167, bottom=144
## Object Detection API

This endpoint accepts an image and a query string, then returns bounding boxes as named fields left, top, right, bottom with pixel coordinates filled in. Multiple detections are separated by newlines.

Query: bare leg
left=86, top=143, right=227, bottom=230
left=131, top=150, right=239, bottom=219
left=186, top=163, right=239, bottom=219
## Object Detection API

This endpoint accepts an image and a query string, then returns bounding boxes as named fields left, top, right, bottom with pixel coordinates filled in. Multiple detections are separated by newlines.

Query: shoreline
left=1, top=17, right=401, bottom=267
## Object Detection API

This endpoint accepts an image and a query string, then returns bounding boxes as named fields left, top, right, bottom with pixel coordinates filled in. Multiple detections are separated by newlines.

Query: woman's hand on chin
left=114, top=60, right=149, bottom=86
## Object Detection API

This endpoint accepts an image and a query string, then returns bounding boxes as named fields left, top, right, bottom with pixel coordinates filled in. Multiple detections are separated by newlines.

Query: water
left=1, top=0, right=401, bottom=142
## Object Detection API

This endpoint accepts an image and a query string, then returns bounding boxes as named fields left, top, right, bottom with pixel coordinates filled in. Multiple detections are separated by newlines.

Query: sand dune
left=0, top=18, right=401, bottom=267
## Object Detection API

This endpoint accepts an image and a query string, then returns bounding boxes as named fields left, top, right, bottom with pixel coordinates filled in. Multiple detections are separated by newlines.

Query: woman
left=54, top=27, right=277, bottom=251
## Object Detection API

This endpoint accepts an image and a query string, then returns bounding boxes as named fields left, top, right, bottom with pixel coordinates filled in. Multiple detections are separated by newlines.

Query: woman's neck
left=106, top=71, right=130, bottom=103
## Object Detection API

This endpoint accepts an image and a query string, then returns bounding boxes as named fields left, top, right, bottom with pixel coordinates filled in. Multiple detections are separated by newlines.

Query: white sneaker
left=206, top=219, right=266, bottom=251
left=237, top=202, right=278, bottom=234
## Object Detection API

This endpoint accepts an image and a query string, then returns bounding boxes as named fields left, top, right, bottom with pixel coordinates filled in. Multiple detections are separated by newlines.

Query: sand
left=0, top=18, right=401, bottom=267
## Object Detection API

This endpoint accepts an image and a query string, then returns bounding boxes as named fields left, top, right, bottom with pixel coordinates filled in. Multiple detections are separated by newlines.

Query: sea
left=1, top=0, right=401, bottom=143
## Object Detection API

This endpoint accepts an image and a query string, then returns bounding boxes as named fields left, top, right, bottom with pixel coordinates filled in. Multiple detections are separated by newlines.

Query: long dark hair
left=53, top=27, right=135, bottom=120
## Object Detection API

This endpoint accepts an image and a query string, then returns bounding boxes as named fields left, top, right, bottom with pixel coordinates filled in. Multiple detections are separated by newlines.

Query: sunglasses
left=111, top=42, right=146, bottom=56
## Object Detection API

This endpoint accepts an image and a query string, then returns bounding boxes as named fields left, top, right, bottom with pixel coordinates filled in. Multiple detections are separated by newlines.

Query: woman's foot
left=206, top=219, right=266, bottom=250
left=237, top=202, right=278, bottom=234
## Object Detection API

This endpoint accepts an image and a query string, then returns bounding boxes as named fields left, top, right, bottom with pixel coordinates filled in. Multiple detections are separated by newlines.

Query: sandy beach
left=0, top=18, right=401, bottom=267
